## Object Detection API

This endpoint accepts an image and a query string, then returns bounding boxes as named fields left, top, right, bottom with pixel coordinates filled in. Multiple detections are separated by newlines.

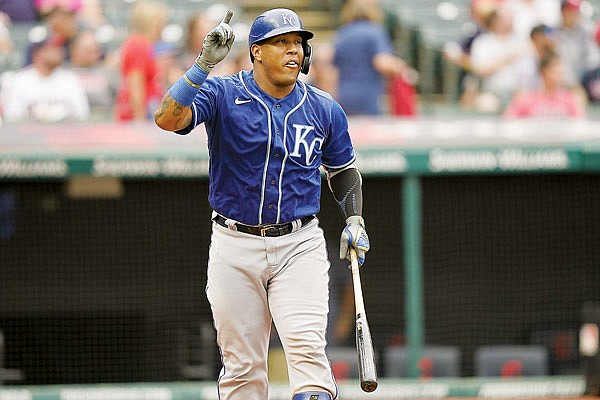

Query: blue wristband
left=168, top=64, right=209, bottom=107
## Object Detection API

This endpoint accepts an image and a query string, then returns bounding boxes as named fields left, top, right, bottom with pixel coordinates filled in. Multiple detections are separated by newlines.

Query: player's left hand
left=195, top=9, right=235, bottom=72
left=340, top=215, right=370, bottom=266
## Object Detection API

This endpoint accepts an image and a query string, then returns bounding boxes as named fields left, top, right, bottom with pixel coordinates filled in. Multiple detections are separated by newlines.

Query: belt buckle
left=260, top=225, right=276, bottom=237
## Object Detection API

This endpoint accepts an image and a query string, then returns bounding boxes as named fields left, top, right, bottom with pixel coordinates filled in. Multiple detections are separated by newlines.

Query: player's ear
left=251, top=44, right=261, bottom=63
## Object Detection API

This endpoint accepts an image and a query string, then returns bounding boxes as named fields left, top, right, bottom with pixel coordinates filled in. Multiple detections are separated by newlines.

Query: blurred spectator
left=212, top=45, right=253, bottom=77
left=519, top=24, right=558, bottom=90
left=332, top=0, right=416, bottom=116
left=179, top=11, right=212, bottom=70
left=78, top=0, right=105, bottom=28
left=24, top=0, right=81, bottom=65
left=0, top=0, right=38, bottom=23
left=581, top=23, right=600, bottom=102
left=115, top=0, right=170, bottom=122
left=0, top=13, right=14, bottom=57
left=337, top=0, right=401, bottom=43
left=443, top=0, right=501, bottom=106
left=68, top=29, right=117, bottom=117
left=35, top=0, right=80, bottom=16
left=36, top=0, right=104, bottom=28
left=364, top=0, right=418, bottom=117
left=230, top=46, right=253, bottom=72
left=306, top=41, right=338, bottom=95
left=0, top=37, right=89, bottom=123
left=507, top=0, right=561, bottom=40
left=555, top=0, right=600, bottom=88
left=468, top=4, right=532, bottom=112
left=154, top=40, right=183, bottom=89
left=503, top=50, right=585, bottom=118
left=178, top=8, right=235, bottom=77
left=520, top=23, right=590, bottom=105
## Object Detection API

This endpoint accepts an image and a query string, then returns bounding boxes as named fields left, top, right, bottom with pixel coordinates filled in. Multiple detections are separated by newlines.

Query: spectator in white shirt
left=506, top=0, right=561, bottom=40
left=0, top=36, right=90, bottom=123
left=469, top=4, right=533, bottom=111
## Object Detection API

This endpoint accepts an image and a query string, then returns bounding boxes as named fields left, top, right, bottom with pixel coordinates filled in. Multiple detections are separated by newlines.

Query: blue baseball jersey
left=176, top=70, right=356, bottom=226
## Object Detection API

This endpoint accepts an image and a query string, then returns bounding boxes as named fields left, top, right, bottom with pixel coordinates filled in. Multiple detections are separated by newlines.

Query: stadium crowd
left=0, top=0, right=599, bottom=124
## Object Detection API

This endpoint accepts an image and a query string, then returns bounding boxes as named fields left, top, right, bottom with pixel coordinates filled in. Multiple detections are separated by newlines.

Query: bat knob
left=361, top=380, right=378, bottom=393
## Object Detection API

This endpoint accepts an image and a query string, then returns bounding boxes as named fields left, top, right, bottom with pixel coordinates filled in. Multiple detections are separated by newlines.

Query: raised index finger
left=221, top=9, right=233, bottom=25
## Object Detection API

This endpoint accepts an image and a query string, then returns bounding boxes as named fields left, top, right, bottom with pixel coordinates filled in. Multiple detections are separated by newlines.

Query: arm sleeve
left=325, top=164, right=363, bottom=219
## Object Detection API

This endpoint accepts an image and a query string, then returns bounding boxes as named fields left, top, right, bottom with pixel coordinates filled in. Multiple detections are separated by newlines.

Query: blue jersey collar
left=242, top=70, right=305, bottom=108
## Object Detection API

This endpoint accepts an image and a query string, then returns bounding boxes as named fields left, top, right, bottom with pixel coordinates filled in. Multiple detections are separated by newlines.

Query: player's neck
left=252, top=69, right=295, bottom=99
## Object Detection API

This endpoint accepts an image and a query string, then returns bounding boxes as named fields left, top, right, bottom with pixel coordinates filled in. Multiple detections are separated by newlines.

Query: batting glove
left=340, top=215, right=370, bottom=266
left=195, top=10, right=235, bottom=72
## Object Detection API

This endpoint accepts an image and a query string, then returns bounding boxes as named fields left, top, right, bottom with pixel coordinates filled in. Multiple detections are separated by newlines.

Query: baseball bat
left=350, top=248, right=378, bottom=392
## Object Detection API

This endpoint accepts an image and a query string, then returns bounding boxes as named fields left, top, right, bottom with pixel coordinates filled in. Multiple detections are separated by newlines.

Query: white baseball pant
left=206, top=218, right=337, bottom=399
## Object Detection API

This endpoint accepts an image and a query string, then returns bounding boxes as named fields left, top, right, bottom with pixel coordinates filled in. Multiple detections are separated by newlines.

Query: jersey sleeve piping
left=322, top=155, right=356, bottom=171
left=174, top=103, right=198, bottom=135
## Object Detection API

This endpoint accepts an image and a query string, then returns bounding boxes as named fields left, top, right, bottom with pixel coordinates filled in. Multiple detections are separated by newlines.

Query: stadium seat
left=530, top=327, right=581, bottom=375
left=474, top=345, right=549, bottom=377
left=383, top=345, right=461, bottom=378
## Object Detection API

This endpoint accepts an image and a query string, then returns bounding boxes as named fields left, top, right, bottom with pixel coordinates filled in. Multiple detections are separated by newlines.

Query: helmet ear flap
left=301, top=42, right=312, bottom=75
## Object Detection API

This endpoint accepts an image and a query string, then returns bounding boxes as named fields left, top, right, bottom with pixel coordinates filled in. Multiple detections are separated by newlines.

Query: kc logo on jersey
left=289, top=124, right=323, bottom=166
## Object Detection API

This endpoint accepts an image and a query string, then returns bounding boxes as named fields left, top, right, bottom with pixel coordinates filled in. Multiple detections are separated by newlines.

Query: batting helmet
left=248, top=8, right=314, bottom=73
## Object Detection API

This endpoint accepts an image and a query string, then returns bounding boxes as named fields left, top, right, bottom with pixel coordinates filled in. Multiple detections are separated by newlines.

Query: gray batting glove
left=340, top=215, right=370, bottom=266
left=195, top=9, right=235, bottom=72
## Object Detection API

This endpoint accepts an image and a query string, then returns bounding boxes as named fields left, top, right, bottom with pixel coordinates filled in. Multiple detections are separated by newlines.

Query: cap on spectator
left=530, top=24, right=555, bottom=38
left=36, top=0, right=82, bottom=16
left=154, top=41, right=179, bottom=57
left=561, top=0, right=581, bottom=12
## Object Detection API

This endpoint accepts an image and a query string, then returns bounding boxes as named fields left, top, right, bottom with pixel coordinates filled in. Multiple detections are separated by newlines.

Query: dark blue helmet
left=248, top=8, right=314, bottom=71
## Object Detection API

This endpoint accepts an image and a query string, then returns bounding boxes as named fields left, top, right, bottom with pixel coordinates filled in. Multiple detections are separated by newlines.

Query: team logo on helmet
left=281, top=12, right=297, bottom=26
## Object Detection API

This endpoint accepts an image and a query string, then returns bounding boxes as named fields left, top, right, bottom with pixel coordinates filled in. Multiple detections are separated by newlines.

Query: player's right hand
left=195, top=9, right=235, bottom=72
left=340, top=215, right=370, bottom=266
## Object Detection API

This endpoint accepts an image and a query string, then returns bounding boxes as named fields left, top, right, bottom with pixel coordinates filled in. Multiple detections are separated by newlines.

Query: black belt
left=213, top=215, right=315, bottom=237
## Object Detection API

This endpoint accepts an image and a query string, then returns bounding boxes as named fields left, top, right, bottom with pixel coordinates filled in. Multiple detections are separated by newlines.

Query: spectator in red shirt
left=115, top=0, right=170, bottom=122
left=503, top=50, right=585, bottom=118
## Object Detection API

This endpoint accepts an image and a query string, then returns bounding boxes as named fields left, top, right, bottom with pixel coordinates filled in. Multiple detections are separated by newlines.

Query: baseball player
left=154, top=8, right=370, bottom=400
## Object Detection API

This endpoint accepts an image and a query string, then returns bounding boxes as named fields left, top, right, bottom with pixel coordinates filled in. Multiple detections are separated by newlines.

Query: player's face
left=256, top=32, right=304, bottom=87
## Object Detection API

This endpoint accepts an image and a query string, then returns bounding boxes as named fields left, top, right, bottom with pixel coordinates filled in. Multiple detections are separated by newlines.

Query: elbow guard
left=326, top=164, right=363, bottom=219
